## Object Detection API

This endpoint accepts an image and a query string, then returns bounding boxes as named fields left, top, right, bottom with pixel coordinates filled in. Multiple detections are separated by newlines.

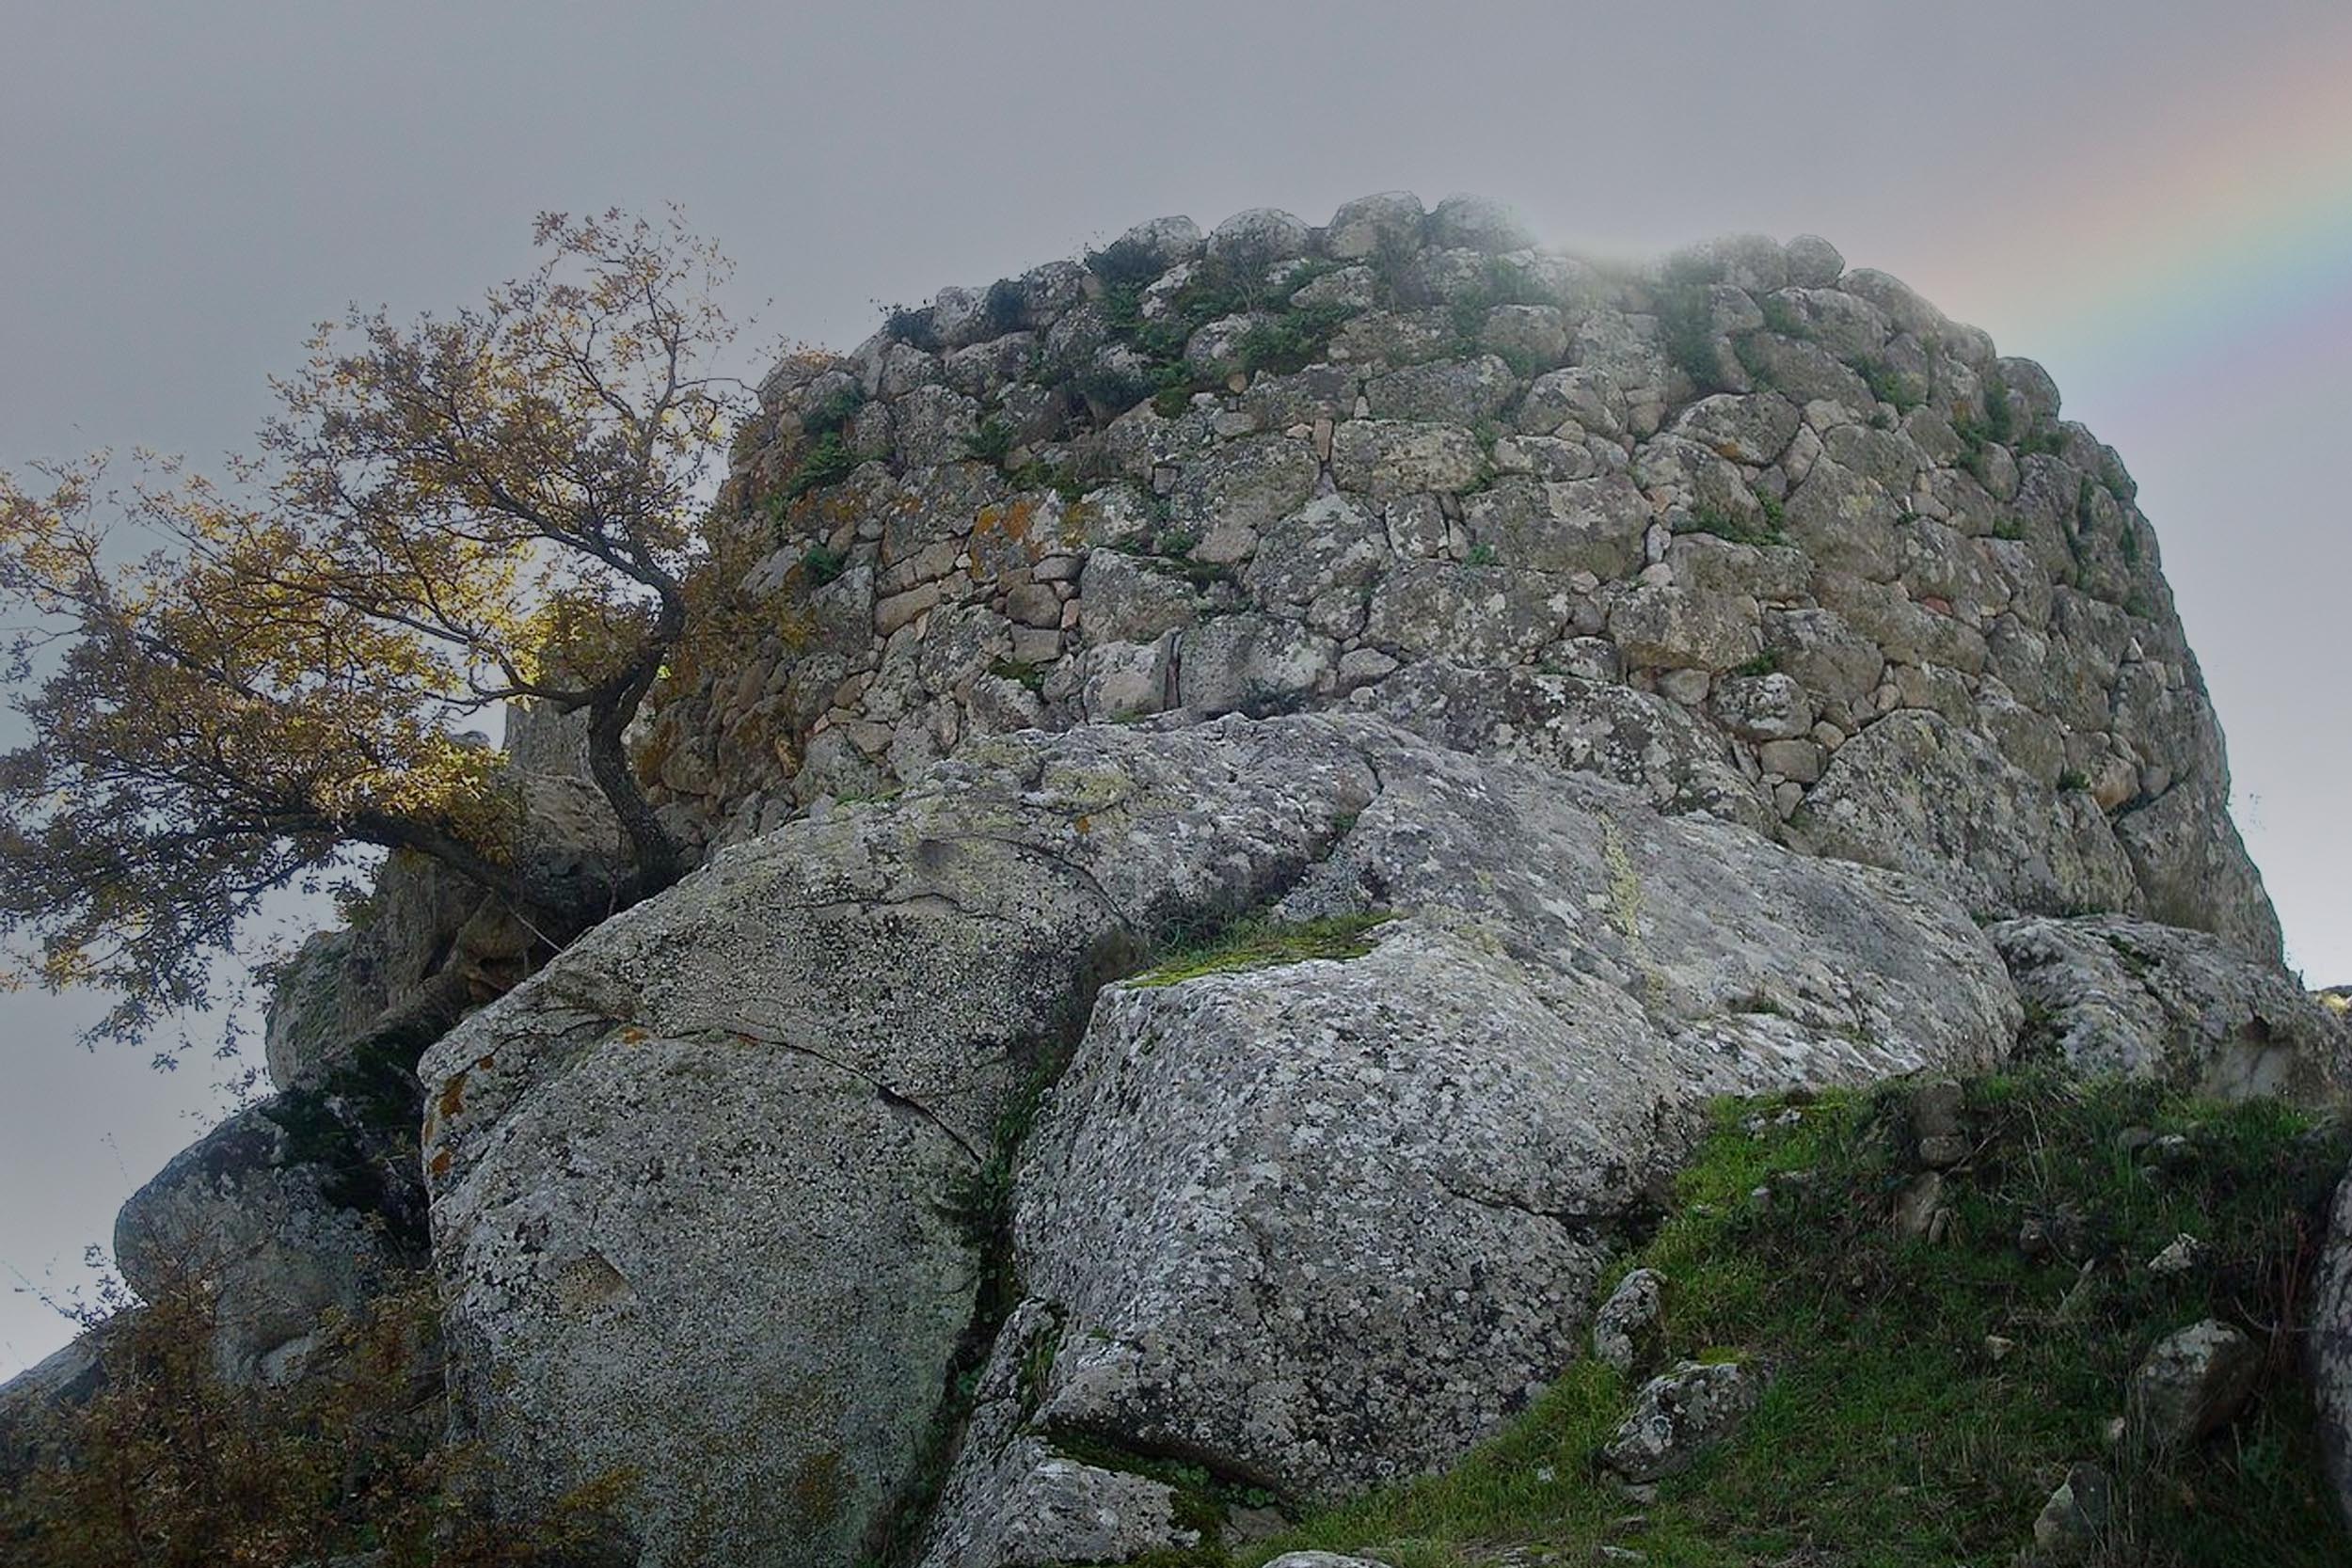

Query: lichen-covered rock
left=707, top=198, right=2276, bottom=960
left=420, top=717, right=1386, bottom=1568
left=1791, top=712, right=2140, bottom=922
left=921, top=715, right=2014, bottom=1532
left=1601, top=1360, right=1765, bottom=1482
left=113, top=1104, right=412, bottom=1386
left=2130, top=1320, right=2261, bottom=1449
left=1323, top=191, right=1426, bottom=261
left=1358, top=662, right=1772, bottom=833
left=263, top=929, right=358, bottom=1090
left=1592, top=1269, right=1666, bottom=1375
left=1991, top=914, right=2348, bottom=1101
left=914, top=1303, right=1200, bottom=1568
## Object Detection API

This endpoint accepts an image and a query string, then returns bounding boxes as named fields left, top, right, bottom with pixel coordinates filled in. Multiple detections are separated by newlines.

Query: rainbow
left=1895, top=20, right=2352, bottom=383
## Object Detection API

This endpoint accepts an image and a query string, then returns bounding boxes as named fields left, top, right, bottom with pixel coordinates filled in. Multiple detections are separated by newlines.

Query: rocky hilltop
left=7, top=193, right=2351, bottom=1568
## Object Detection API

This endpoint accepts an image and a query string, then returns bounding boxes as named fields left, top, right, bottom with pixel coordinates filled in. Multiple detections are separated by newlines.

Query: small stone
left=2147, top=1234, right=2206, bottom=1276
left=2031, top=1463, right=2112, bottom=1559
left=1892, top=1171, right=1944, bottom=1239
left=1591, top=1268, right=1666, bottom=1375
left=1336, top=647, right=1401, bottom=691
left=1194, top=521, right=1259, bottom=564
left=1756, top=738, right=1824, bottom=785
left=1601, top=1360, right=1764, bottom=1481
left=2130, top=1319, right=2261, bottom=1447
left=1911, top=1078, right=1968, bottom=1168
left=1005, top=582, right=1063, bottom=628
left=1322, top=191, right=1426, bottom=259
left=1009, top=626, right=1063, bottom=664
left=1984, top=1335, right=2015, bottom=1362
left=875, top=581, right=942, bottom=637
left=1656, top=668, right=1711, bottom=705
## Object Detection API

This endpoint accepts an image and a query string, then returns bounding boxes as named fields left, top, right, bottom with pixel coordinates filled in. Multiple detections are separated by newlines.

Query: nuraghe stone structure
left=643, top=189, right=2277, bottom=959
left=13, top=196, right=2345, bottom=1568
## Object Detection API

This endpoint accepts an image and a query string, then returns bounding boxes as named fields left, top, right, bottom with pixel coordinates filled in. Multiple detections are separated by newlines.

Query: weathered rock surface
left=2130, top=1319, right=2261, bottom=1448
left=423, top=711, right=2018, bottom=1565
left=420, top=716, right=1380, bottom=1568
left=906, top=715, right=2016, bottom=1560
left=1591, top=1268, right=1666, bottom=1376
left=113, top=1104, right=414, bottom=1386
left=1992, top=913, right=2349, bottom=1101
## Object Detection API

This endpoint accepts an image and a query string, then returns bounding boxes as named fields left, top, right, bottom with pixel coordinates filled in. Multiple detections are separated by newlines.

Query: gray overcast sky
left=5, top=0, right=2348, bottom=1377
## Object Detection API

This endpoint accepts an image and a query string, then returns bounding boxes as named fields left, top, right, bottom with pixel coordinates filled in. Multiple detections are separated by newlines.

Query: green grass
left=985, top=657, right=1046, bottom=694
left=801, top=542, right=850, bottom=586
left=1677, top=505, right=1787, bottom=549
left=782, top=431, right=860, bottom=500
left=1129, top=913, right=1394, bottom=989
left=1236, top=1073, right=2352, bottom=1568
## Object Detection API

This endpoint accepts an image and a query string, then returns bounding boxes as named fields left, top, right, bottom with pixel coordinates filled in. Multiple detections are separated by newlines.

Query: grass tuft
left=1130, top=913, right=1393, bottom=990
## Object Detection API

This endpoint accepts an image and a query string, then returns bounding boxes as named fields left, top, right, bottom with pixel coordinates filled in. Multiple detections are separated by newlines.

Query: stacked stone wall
left=639, top=191, right=2277, bottom=956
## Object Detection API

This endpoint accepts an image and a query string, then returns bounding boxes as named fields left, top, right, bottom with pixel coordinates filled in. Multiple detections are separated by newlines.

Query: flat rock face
left=914, top=717, right=2018, bottom=1561
left=685, top=198, right=2280, bottom=961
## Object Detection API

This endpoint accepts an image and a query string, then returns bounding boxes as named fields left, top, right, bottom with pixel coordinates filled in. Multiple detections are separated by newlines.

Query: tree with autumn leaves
left=0, top=210, right=757, bottom=1049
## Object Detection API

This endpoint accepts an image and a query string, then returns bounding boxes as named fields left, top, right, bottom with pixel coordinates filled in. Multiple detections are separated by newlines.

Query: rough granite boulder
left=113, top=1103, right=414, bottom=1386
left=913, top=715, right=2018, bottom=1562
left=422, top=712, right=2018, bottom=1567
left=1991, top=914, right=2349, bottom=1101
left=419, top=716, right=1383, bottom=1568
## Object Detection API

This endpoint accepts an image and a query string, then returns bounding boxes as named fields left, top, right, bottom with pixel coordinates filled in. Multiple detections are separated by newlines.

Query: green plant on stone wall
left=962, top=416, right=1016, bottom=467
left=801, top=543, right=850, bottom=587
left=782, top=432, right=859, bottom=501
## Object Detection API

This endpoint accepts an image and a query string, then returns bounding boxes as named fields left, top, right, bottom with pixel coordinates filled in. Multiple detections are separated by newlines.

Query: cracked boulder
left=919, top=717, right=2018, bottom=1560
left=421, top=716, right=1381, bottom=1568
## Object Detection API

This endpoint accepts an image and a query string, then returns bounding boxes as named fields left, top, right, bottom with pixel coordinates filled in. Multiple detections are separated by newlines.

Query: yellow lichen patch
left=784, top=1449, right=850, bottom=1532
